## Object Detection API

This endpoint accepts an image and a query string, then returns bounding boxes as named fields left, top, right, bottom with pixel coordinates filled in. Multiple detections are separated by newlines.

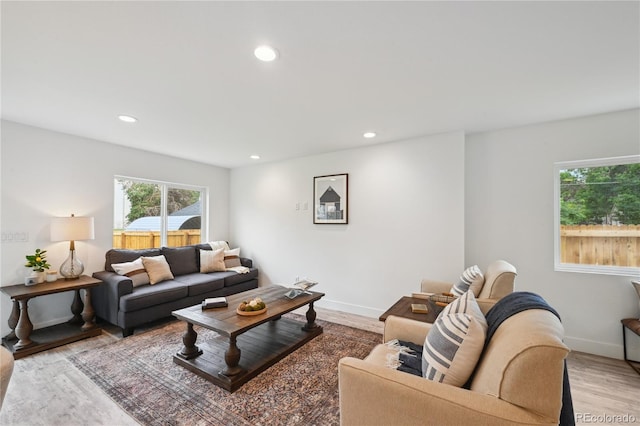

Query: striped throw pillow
left=422, top=291, right=487, bottom=386
left=224, top=248, right=242, bottom=268
left=112, top=257, right=150, bottom=288
left=451, top=265, right=484, bottom=297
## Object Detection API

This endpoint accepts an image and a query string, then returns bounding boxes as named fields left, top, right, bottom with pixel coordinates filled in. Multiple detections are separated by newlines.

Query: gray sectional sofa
left=91, top=244, right=258, bottom=336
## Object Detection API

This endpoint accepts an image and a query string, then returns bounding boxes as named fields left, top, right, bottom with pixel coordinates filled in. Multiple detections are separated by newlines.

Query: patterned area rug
left=68, top=315, right=381, bottom=426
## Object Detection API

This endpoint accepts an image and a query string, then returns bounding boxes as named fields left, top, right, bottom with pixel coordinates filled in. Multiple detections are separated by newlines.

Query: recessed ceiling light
left=363, top=132, right=376, bottom=139
left=250, top=155, right=261, bottom=160
left=254, top=45, right=278, bottom=62
left=118, top=115, right=138, bottom=123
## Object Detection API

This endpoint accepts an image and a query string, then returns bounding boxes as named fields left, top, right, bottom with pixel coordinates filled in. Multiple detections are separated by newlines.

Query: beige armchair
left=419, top=260, right=517, bottom=314
left=0, top=346, right=14, bottom=411
left=339, top=307, right=569, bottom=426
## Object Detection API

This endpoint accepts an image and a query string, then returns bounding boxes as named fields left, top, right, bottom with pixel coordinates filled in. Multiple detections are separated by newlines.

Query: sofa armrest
left=383, top=315, right=431, bottom=344
left=91, top=271, right=134, bottom=326
left=420, top=279, right=452, bottom=294
left=240, top=257, right=253, bottom=268
left=338, top=358, right=556, bottom=426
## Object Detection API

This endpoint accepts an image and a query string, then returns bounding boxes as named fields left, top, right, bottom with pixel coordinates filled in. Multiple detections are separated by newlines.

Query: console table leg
left=81, top=289, right=96, bottom=331
left=303, top=301, right=319, bottom=331
left=69, top=289, right=84, bottom=325
left=5, top=300, right=20, bottom=340
left=177, top=322, right=202, bottom=360
left=14, top=299, right=34, bottom=350
left=223, top=336, right=243, bottom=376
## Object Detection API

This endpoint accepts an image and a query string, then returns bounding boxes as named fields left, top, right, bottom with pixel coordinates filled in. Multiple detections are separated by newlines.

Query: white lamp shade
left=50, top=216, right=95, bottom=241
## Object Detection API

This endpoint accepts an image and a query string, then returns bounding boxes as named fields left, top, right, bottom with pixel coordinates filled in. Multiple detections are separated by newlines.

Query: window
left=554, top=155, right=640, bottom=275
left=114, top=176, right=207, bottom=249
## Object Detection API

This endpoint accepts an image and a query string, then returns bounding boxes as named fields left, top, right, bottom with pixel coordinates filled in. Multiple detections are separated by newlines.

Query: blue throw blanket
left=397, top=292, right=574, bottom=426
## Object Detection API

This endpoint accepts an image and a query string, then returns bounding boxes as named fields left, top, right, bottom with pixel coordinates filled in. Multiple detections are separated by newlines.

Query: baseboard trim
left=315, top=298, right=384, bottom=319
left=564, top=335, right=623, bottom=360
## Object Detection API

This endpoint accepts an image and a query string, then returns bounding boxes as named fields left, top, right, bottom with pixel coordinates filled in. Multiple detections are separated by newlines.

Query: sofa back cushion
left=105, top=248, right=161, bottom=272
left=161, top=246, right=198, bottom=276
left=470, top=309, right=569, bottom=421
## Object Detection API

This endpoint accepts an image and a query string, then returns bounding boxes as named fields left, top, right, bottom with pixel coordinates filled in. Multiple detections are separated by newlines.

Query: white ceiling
left=2, top=1, right=638, bottom=169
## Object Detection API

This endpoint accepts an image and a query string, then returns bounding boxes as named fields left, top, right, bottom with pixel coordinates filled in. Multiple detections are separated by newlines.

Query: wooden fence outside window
left=113, top=230, right=201, bottom=249
left=560, top=225, right=640, bottom=267
left=112, top=226, right=638, bottom=268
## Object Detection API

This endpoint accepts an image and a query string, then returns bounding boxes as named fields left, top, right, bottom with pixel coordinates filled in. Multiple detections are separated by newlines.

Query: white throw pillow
left=111, top=258, right=150, bottom=288
left=141, top=255, right=174, bottom=285
left=450, top=265, right=484, bottom=297
left=422, top=291, right=487, bottom=387
left=200, top=248, right=226, bottom=273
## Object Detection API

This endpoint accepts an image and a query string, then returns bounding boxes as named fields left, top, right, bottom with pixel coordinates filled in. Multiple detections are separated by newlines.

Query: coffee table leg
left=177, top=322, right=203, bottom=360
left=222, top=336, right=243, bottom=376
left=303, top=301, right=320, bottom=331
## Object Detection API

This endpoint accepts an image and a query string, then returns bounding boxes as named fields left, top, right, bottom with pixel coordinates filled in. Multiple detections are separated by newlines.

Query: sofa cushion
left=161, top=246, right=198, bottom=276
left=105, top=248, right=161, bottom=272
left=200, top=248, right=226, bottom=273
left=118, top=280, right=188, bottom=312
left=111, top=258, right=150, bottom=288
left=141, top=255, right=175, bottom=284
left=224, top=268, right=259, bottom=287
left=451, top=265, right=484, bottom=297
left=422, top=291, right=487, bottom=386
left=174, top=273, right=226, bottom=297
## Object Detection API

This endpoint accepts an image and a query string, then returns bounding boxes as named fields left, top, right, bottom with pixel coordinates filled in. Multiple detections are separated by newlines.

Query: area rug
left=68, top=316, right=381, bottom=426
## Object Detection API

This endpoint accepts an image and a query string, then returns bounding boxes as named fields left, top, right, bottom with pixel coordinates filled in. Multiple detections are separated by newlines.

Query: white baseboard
left=564, top=335, right=623, bottom=360
left=315, top=298, right=384, bottom=319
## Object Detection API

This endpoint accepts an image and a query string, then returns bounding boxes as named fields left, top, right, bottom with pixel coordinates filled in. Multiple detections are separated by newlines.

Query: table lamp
left=50, top=214, right=95, bottom=280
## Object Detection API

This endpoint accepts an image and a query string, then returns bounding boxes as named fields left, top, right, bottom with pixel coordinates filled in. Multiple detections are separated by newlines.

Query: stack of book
left=202, top=297, right=228, bottom=310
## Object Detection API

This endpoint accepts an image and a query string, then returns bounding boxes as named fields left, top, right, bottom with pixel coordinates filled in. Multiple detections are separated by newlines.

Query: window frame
left=114, top=175, right=209, bottom=248
left=553, top=155, right=640, bottom=276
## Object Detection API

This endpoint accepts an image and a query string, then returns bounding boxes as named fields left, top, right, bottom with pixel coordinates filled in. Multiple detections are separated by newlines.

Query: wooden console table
left=1, top=275, right=102, bottom=359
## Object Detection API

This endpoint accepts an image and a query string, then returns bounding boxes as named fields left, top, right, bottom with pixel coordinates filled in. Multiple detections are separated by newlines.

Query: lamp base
left=59, top=249, right=84, bottom=280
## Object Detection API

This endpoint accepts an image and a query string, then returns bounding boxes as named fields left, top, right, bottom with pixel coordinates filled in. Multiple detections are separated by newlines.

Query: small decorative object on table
left=202, top=297, right=228, bottom=310
left=237, top=297, right=267, bottom=316
left=46, top=270, right=58, bottom=282
left=24, top=248, right=51, bottom=285
left=411, top=303, right=429, bottom=314
left=429, top=293, right=456, bottom=307
left=285, top=279, right=318, bottom=299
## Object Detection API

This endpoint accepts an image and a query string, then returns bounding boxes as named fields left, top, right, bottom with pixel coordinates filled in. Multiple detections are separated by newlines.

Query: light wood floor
left=1, top=307, right=639, bottom=426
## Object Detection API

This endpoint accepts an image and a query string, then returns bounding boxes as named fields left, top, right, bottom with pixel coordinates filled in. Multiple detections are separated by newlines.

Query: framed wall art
left=313, top=173, right=348, bottom=224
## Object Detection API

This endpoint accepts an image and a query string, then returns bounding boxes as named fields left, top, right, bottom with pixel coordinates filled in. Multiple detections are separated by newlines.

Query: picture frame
left=313, top=173, right=348, bottom=224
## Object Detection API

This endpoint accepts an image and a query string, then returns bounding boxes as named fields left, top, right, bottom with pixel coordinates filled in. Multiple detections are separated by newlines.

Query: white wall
left=229, top=131, right=466, bottom=317
left=4, top=110, right=638, bottom=360
left=0, top=120, right=230, bottom=335
left=465, top=108, right=640, bottom=359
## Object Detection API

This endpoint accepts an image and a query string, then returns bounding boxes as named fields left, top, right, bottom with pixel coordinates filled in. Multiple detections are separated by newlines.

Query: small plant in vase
left=25, top=248, right=51, bottom=284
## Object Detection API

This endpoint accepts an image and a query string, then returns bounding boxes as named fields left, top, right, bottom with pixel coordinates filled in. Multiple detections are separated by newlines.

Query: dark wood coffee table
left=379, top=296, right=444, bottom=324
left=172, top=285, right=324, bottom=392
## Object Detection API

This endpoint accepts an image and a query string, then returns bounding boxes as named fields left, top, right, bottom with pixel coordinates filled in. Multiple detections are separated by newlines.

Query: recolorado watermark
left=576, top=413, right=637, bottom=423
